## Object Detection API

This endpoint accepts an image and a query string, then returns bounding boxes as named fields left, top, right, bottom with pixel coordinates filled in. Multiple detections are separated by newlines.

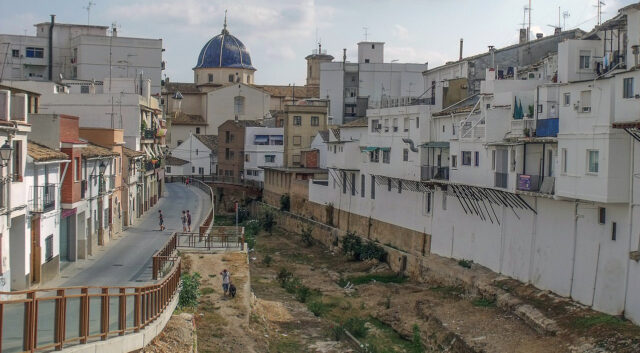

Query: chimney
left=459, top=38, right=464, bottom=61
left=343, top=48, right=346, bottom=63
left=488, top=45, right=496, bottom=69
left=519, top=28, right=527, bottom=44
left=49, top=14, right=55, bottom=81
left=536, top=33, right=544, bottom=39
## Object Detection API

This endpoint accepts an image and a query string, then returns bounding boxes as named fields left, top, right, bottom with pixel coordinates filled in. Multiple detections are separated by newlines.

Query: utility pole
left=83, top=1, right=95, bottom=25
left=528, top=0, right=532, bottom=42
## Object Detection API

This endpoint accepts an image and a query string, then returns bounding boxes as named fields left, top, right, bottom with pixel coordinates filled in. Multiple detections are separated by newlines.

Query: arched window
left=234, top=96, right=245, bottom=115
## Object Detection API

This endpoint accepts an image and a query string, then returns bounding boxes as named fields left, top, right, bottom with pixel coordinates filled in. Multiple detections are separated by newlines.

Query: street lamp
left=99, top=161, right=107, bottom=175
left=0, top=141, right=13, bottom=166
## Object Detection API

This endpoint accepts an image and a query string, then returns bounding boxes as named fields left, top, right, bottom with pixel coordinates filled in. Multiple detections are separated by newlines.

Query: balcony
left=81, top=180, right=87, bottom=199
left=517, top=174, right=555, bottom=195
left=421, top=166, right=449, bottom=181
left=142, top=128, right=156, bottom=140
left=30, top=184, right=56, bottom=213
left=535, top=118, right=559, bottom=137
left=494, top=172, right=508, bottom=189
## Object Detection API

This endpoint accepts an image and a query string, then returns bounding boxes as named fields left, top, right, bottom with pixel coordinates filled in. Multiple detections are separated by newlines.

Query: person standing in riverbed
left=220, top=269, right=231, bottom=296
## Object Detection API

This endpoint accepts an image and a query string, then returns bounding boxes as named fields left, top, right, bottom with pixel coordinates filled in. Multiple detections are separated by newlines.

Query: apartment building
left=217, top=120, right=261, bottom=182
left=243, top=126, right=284, bottom=183
left=122, top=147, right=145, bottom=226
left=283, top=99, right=328, bottom=167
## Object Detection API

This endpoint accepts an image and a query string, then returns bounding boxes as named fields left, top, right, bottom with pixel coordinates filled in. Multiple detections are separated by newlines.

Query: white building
left=320, top=41, right=427, bottom=125
left=168, top=134, right=217, bottom=176
left=244, top=126, right=284, bottom=183
left=310, top=130, right=329, bottom=169
left=0, top=17, right=163, bottom=93
left=308, top=2, right=640, bottom=325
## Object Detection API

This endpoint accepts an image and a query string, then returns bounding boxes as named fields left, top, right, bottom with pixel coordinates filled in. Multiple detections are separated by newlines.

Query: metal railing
left=0, top=258, right=181, bottom=352
left=420, top=166, right=450, bottom=181
left=494, top=172, right=508, bottom=188
left=29, top=184, right=56, bottom=213
left=176, top=229, right=244, bottom=251
left=536, top=118, right=559, bottom=137
left=142, top=129, right=156, bottom=140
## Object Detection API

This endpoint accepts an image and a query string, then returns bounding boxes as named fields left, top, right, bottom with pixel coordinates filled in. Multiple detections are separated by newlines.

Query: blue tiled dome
left=195, top=26, right=255, bottom=70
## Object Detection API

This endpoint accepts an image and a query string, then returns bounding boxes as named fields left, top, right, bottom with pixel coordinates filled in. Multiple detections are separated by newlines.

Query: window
left=371, top=119, right=380, bottom=132
left=563, top=93, right=570, bottom=106
left=382, top=150, right=390, bottom=163
left=398, top=180, right=402, bottom=194
left=369, top=149, right=379, bottom=162
left=361, top=174, right=365, bottom=197
left=403, top=148, right=409, bottom=161
left=265, top=155, right=275, bottom=163
left=587, top=150, right=599, bottom=173
left=612, top=222, right=617, bottom=241
left=228, top=74, right=234, bottom=82
left=510, top=149, right=516, bottom=171
left=225, top=148, right=230, bottom=160
left=425, top=192, right=432, bottom=214
left=292, top=154, right=301, bottom=165
left=384, top=119, right=389, bottom=132
left=196, top=127, right=200, bottom=134
left=442, top=192, right=447, bottom=210
left=351, top=173, right=356, bottom=196
left=342, top=171, right=347, bottom=194
left=579, top=50, right=590, bottom=69
left=365, top=59, right=370, bottom=63
left=311, top=116, right=319, bottom=126
left=452, top=124, right=456, bottom=136
left=177, top=140, right=183, bottom=146
left=462, top=151, right=471, bottom=166
left=416, top=117, right=420, bottom=128
left=293, top=136, right=301, bottom=145
left=598, top=207, right=606, bottom=224
left=25, top=47, right=44, bottom=58
left=371, top=175, right=375, bottom=199
left=166, top=166, right=172, bottom=173
left=562, top=148, right=568, bottom=173
left=11, top=49, right=19, bottom=57
left=474, top=151, right=479, bottom=167
left=537, top=104, right=543, bottom=113
left=392, top=118, right=398, bottom=132
left=293, top=116, right=302, bottom=126
left=192, top=166, right=195, bottom=173
left=404, top=117, right=409, bottom=132
left=199, top=167, right=204, bottom=174
left=74, top=157, right=80, bottom=181
left=580, top=91, right=591, bottom=112
left=387, top=178, right=392, bottom=191
left=245, top=154, right=249, bottom=162
left=225, top=131, right=231, bottom=143
left=451, top=155, right=457, bottom=168
left=45, top=235, right=53, bottom=262
left=623, top=78, right=634, bottom=98
left=196, top=149, right=199, bottom=156
left=209, top=74, right=214, bottom=82
left=371, top=44, right=375, bottom=49
left=234, top=96, right=245, bottom=115
left=12, top=140, right=22, bottom=181
left=491, top=150, right=496, bottom=170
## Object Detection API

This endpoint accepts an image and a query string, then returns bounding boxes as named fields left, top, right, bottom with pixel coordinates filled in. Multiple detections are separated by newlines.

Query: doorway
left=60, top=216, right=70, bottom=261
left=30, top=217, right=41, bottom=284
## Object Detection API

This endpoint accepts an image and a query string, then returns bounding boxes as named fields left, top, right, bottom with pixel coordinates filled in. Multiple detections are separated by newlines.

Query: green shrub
left=360, top=241, right=386, bottom=261
left=343, top=317, right=368, bottom=338
left=341, top=232, right=362, bottom=260
left=263, top=254, right=273, bottom=267
left=458, top=259, right=473, bottom=269
left=472, top=297, right=496, bottom=307
left=179, top=272, right=201, bottom=308
left=330, top=325, right=344, bottom=341
left=410, top=324, right=425, bottom=353
left=244, top=219, right=261, bottom=237
left=283, top=277, right=302, bottom=294
left=300, top=224, right=314, bottom=247
left=279, top=194, right=290, bottom=211
left=341, top=232, right=386, bottom=261
left=276, top=268, right=293, bottom=286
left=295, top=285, right=312, bottom=303
left=262, top=212, right=276, bottom=235
left=307, top=300, right=329, bottom=317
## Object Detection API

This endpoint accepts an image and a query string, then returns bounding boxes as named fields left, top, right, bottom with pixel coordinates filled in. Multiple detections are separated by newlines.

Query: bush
left=343, top=317, right=368, bottom=338
left=263, top=254, right=273, bottom=266
left=244, top=219, right=261, bottom=236
left=341, top=232, right=362, bottom=260
left=300, top=225, right=314, bottom=247
left=283, top=277, right=302, bottom=294
left=295, top=285, right=312, bottom=303
left=410, top=324, right=425, bottom=353
left=280, top=194, right=290, bottom=211
left=458, top=259, right=473, bottom=269
left=179, top=272, right=201, bottom=308
left=330, top=325, right=344, bottom=341
left=341, top=232, right=386, bottom=261
left=262, top=212, right=276, bottom=235
left=237, top=206, right=250, bottom=223
left=360, top=241, right=386, bottom=261
left=276, top=268, right=293, bottom=286
left=307, top=300, right=329, bottom=317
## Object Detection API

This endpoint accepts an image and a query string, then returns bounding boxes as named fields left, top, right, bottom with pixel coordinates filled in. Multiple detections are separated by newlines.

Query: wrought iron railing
left=30, top=184, right=56, bottom=213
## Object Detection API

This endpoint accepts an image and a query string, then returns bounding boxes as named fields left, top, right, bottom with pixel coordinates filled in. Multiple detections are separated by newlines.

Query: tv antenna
left=562, top=11, right=570, bottom=30
left=363, top=27, right=369, bottom=41
left=83, top=1, right=95, bottom=25
left=595, top=1, right=605, bottom=25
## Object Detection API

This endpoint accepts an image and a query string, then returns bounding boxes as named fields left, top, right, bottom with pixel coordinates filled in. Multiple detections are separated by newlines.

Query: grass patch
left=269, top=337, right=303, bottom=353
left=472, top=297, right=496, bottom=307
left=213, top=215, right=235, bottom=226
left=337, top=273, right=407, bottom=287
left=200, top=287, right=215, bottom=296
left=363, top=318, right=419, bottom=352
left=570, top=314, right=626, bottom=330
left=307, top=300, right=333, bottom=317
left=458, top=259, right=473, bottom=268
left=343, top=317, right=368, bottom=338
left=429, top=285, right=465, bottom=297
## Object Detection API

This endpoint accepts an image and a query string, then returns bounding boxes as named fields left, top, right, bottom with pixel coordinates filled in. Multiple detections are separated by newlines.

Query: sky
left=0, top=0, right=637, bottom=86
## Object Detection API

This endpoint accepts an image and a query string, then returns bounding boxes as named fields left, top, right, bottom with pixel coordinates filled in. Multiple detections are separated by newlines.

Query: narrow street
left=53, top=182, right=209, bottom=287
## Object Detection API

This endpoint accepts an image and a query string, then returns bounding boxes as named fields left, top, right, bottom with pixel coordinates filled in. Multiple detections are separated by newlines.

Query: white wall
left=206, top=84, right=270, bottom=132
left=244, top=127, right=284, bottom=182
left=170, top=135, right=215, bottom=176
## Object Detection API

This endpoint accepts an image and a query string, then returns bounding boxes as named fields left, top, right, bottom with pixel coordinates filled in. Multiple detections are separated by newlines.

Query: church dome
left=194, top=23, right=255, bottom=70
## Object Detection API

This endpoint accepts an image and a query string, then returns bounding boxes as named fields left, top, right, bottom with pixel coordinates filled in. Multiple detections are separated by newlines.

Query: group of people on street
left=157, top=209, right=191, bottom=232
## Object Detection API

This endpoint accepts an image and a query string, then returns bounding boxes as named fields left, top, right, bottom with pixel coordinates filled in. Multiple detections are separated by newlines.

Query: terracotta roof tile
left=256, top=85, right=319, bottom=99
left=123, top=147, right=145, bottom=159
left=27, top=141, right=69, bottom=162
left=82, top=143, right=119, bottom=158
left=171, top=112, right=207, bottom=126
left=194, top=135, right=218, bottom=153
left=166, top=155, right=189, bottom=166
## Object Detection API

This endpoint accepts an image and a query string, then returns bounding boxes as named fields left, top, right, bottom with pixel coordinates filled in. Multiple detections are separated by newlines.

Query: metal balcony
left=536, top=118, right=559, bottom=137
left=30, top=184, right=56, bottom=213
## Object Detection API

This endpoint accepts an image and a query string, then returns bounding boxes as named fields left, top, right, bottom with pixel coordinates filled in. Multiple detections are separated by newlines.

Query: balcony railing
left=30, top=184, right=56, bottom=213
left=494, top=172, right=508, bottom=188
left=536, top=118, right=559, bottom=137
left=421, top=166, right=450, bottom=181
left=516, top=174, right=542, bottom=192
left=142, top=128, right=156, bottom=140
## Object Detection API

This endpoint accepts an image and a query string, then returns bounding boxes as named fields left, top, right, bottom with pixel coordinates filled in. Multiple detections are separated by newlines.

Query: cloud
left=392, top=24, right=409, bottom=40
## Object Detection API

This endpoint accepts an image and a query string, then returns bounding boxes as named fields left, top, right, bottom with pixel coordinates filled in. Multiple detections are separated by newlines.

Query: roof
left=163, top=82, right=201, bottom=94
left=261, top=167, right=328, bottom=174
left=317, top=130, right=329, bottom=142
left=331, top=128, right=341, bottom=141
left=221, top=119, right=262, bottom=128
left=122, top=147, right=145, bottom=159
left=612, top=120, right=640, bottom=129
left=82, top=143, right=119, bottom=159
left=172, top=112, right=207, bottom=126
left=27, top=141, right=69, bottom=162
left=342, top=117, right=368, bottom=128
left=166, top=155, right=189, bottom=166
left=194, top=24, right=254, bottom=70
left=432, top=95, right=480, bottom=117
left=256, top=85, right=319, bottom=99
left=0, top=84, right=41, bottom=97
left=194, top=135, right=218, bottom=152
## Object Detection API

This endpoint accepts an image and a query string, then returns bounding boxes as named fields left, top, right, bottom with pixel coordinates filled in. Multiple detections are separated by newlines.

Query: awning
left=380, top=147, right=391, bottom=152
left=421, top=142, right=450, bottom=148
left=362, top=147, right=378, bottom=152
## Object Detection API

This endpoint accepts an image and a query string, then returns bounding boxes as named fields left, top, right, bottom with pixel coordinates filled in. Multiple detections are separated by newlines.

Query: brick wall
left=61, top=148, right=83, bottom=204
left=217, top=121, right=246, bottom=179
left=301, top=149, right=319, bottom=168
left=59, top=115, right=80, bottom=143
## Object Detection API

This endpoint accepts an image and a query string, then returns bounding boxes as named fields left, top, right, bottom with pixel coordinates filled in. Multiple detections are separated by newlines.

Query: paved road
left=57, top=182, right=210, bottom=287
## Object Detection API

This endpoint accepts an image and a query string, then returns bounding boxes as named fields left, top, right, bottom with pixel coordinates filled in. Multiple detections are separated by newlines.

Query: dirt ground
left=148, top=225, right=640, bottom=353
left=136, top=313, right=195, bottom=353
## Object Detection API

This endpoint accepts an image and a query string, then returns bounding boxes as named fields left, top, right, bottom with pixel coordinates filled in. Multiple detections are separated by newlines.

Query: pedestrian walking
left=181, top=210, right=187, bottom=232
left=220, top=269, right=231, bottom=296
left=186, top=177, right=190, bottom=187
left=187, top=210, right=192, bottom=232
left=158, top=210, right=165, bottom=231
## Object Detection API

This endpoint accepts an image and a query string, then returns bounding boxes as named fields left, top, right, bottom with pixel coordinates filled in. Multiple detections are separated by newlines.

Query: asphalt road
left=59, top=182, right=210, bottom=287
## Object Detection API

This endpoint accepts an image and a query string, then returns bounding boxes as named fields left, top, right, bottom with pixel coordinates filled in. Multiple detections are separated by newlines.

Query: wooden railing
left=0, top=258, right=181, bottom=352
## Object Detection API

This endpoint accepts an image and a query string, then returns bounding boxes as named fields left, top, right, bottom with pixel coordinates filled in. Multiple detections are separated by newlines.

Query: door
left=548, top=150, right=555, bottom=177
left=31, top=218, right=41, bottom=283
left=60, top=216, right=69, bottom=261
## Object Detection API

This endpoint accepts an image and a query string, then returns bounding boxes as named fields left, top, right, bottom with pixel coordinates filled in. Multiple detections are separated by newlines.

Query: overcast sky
left=1, top=0, right=636, bottom=85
